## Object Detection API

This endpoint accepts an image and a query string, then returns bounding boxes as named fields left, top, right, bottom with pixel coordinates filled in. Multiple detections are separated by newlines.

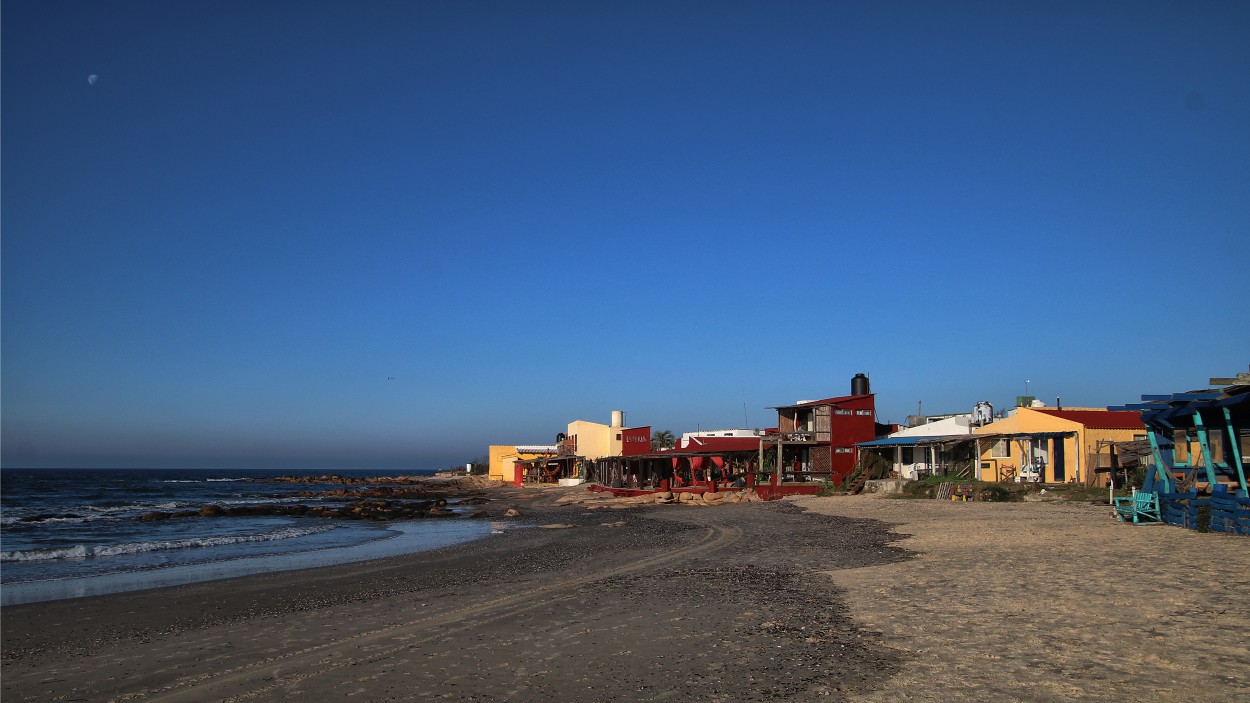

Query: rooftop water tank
left=611, top=410, right=624, bottom=428
left=851, top=373, right=870, bottom=396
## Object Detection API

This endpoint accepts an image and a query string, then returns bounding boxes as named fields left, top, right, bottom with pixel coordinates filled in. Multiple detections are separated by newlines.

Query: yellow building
left=488, top=444, right=556, bottom=483
left=975, top=408, right=1145, bottom=485
left=490, top=412, right=635, bottom=484
left=564, top=411, right=630, bottom=460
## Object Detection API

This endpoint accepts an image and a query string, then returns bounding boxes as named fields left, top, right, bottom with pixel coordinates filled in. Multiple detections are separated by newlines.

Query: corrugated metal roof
left=857, top=434, right=968, bottom=447
left=770, top=393, right=873, bottom=410
left=1031, top=409, right=1144, bottom=430
left=669, top=436, right=762, bottom=453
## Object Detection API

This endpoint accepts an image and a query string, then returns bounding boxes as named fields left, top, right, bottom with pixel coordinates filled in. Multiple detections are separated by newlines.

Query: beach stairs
left=844, top=469, right=869, bottom=495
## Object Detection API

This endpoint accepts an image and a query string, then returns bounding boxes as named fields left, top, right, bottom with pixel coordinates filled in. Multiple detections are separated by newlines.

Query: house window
left=855, top=410, right=872, bottom=416
left=834, top=409, right=852, bottom=416
left=1173, top=430, right=1189, bottom=464
left=835, top=447, right=853, bottom=454
left=991, top=439, right=1010, bottom=458
left=616, top=433, right=622, bottom=440
left=1208, top=429, right=1224, bottom=464
left=901, top=447, right=914, bottom=464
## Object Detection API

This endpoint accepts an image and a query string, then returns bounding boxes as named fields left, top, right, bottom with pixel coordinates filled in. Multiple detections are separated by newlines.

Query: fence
left=1157, top=485, right=1250, bottom=535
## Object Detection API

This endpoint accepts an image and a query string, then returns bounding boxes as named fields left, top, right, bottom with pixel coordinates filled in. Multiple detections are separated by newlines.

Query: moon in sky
left=87, top=74, right=98, bottom=86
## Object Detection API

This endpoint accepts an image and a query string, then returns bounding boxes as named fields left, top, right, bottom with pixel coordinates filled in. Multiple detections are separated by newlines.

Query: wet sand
left=3, top=488, right=1247, bottom=701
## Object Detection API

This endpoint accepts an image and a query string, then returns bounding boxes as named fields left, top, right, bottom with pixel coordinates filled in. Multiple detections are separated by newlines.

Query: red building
left=620, top=426, right=652, bottom=456
left=765, top=374, right=891, bottom=486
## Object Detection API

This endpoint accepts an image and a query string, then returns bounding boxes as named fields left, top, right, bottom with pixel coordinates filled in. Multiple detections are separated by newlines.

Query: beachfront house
left=511, top=412, right=651, bottom=485
left=857, top=414, right=977, bottom=479
left=595, top=431, right=766, bottom=490
left=762, top=374, right=893, bottom=486
left=1110, top=369, right=1249, bottom=497
left=974, top=407, right=1145, bottom=485
left=488, top=444, right=558, bottom=484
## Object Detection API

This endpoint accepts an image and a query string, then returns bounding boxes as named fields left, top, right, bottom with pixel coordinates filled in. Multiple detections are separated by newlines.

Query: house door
left=815, top=406, right=831, bottom=443
left=1052, top=438, right=1066, bottom=482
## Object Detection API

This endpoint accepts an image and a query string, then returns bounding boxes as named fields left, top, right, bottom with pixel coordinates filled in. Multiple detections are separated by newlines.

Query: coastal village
left=489, top=368, right=1250, bottom=535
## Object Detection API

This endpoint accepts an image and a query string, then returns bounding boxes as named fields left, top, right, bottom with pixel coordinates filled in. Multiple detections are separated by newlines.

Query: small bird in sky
left=387, top=376, right=396, bottom=381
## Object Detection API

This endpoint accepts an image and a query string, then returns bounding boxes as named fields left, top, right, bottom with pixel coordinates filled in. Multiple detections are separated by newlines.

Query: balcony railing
left=760, top=431, right=819, bottom=443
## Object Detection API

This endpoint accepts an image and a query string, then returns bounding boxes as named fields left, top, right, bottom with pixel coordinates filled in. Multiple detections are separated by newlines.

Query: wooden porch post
left=773, top=441, right=782, bottom=486
left=756, top=441, right=763, bottom=488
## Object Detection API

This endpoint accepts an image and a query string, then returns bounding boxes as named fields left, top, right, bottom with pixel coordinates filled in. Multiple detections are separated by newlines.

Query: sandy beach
left=3, top=487, right=1248, bottom=701
left=794, top=494, right=1250, bottom=702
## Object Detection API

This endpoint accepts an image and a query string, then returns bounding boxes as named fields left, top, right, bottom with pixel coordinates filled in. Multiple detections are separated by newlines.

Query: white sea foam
left=0, top=524, right=336, bottom=563
left=83, top=501, right=188, bottom=514
left=83, top=504, right=142, bottom=514
left=4, top=498, right=313, bottom=526
left=2, top=514, right=93, bottom=526
left=219, top=496, right=311, bottom=506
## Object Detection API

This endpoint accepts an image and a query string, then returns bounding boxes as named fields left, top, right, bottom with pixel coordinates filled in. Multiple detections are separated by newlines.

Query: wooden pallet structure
left=1110, top=368, right=1250, bottom=535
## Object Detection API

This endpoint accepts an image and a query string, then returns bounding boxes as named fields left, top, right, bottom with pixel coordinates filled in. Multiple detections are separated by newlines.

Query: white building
left=678, top=428, right=764, bottom=448
left=858, top=414, right=975, bottom=480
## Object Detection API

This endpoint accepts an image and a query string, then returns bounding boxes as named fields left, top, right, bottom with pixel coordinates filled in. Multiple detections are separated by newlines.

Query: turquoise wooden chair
left=1113, top=491, right=1161, bottom=524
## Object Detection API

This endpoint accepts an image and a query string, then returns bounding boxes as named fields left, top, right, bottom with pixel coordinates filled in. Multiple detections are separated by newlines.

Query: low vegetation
left=897, top=476, right=1018, bottom=502
left=893, top=474, right=1134, bottom=503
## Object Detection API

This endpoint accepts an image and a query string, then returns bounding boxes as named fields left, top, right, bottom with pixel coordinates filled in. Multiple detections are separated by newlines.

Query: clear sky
left=3, top=1, right=1248, bottom=470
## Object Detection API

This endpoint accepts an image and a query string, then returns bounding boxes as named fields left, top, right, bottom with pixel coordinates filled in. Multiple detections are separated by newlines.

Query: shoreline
left=0, top=519, right=496, bottom=606
left=4, top=489, right=1248, bottom=701
left=0, top=475, right=509, bottom=606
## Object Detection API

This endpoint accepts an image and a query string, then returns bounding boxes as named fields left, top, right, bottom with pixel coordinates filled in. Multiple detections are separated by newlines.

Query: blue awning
left=857, top=434, right=969, bottom=447
left=857, top=437, right=917, bottom=447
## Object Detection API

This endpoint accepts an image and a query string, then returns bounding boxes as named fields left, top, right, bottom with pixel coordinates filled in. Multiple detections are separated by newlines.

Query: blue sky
left=3, top=1, right=1248, bottom=470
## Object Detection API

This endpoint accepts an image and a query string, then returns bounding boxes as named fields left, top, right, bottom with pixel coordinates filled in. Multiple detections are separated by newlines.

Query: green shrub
left=974, top=484, right=1015, bottom=502
left=898, top=475, right=1023, bottom=502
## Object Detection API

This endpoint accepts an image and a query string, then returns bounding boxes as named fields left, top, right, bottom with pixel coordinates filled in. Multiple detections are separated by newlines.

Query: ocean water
left=0, top=468, right=495, bottom=605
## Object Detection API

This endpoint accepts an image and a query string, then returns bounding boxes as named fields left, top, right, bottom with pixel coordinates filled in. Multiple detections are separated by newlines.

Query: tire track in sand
left=116, top=517, right=742, bottom=703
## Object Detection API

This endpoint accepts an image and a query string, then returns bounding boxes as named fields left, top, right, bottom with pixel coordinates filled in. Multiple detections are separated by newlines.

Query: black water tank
left=851, top=373, right=870, bottom=396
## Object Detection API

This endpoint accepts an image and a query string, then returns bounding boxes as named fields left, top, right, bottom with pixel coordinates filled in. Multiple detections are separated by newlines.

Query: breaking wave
left=0, top=524, right=336, bottom=563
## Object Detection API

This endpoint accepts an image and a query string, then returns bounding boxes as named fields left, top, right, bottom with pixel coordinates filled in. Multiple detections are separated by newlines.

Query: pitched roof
left=665, top=436, right=762, bottom=453
left=1031, top=409, right=1144, bottom=430
left=770, top=393, right=872, bottom=410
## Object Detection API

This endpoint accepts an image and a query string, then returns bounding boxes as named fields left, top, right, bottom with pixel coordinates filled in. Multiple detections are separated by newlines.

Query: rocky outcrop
left=134, top=497, right=480, bottom=523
